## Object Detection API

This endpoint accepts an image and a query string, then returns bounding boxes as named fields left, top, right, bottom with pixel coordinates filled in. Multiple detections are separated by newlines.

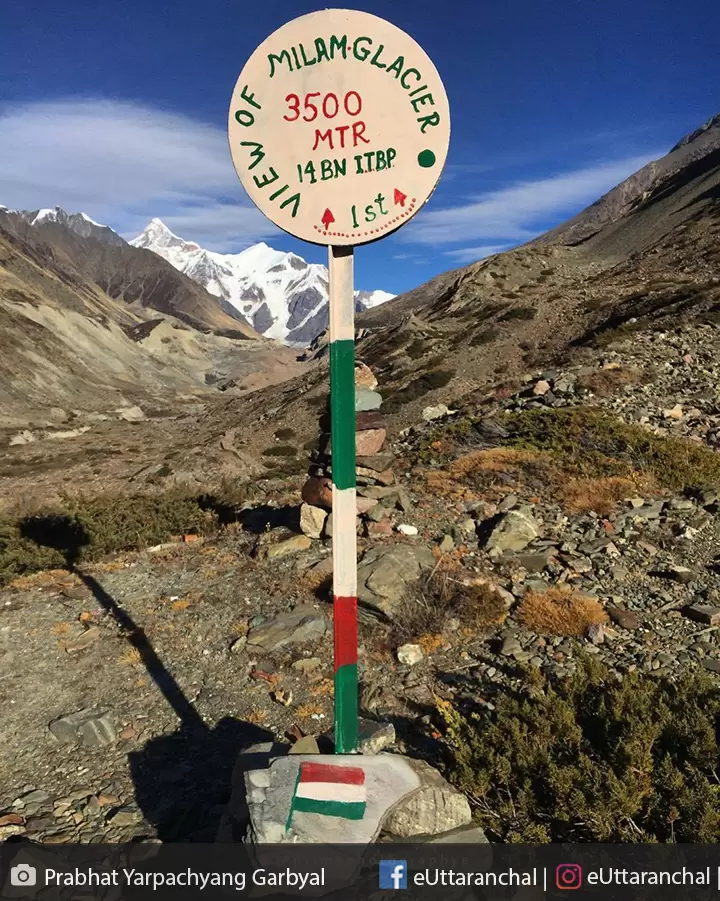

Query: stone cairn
left=299, top=361, right=399, bottom=539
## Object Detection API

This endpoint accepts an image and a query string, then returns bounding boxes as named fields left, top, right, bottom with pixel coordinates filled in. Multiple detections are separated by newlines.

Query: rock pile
left=300, top=362, right=405, bottom=539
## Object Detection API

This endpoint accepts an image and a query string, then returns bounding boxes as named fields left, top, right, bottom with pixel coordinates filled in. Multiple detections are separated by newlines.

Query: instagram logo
left=556, top=864, right=583, bottom=890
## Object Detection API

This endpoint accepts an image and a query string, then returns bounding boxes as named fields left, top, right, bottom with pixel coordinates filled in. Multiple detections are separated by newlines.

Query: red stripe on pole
left=334, top=596, right=358, bottom=670
left=299, top=761, right=365, bottom=785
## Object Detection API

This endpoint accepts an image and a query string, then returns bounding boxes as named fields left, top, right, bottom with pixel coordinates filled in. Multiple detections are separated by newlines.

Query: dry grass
left=425, top=448, right=554, bottom=502
left=7, top=569, right=80, bottom=590
left=561, top=476, right=640, bottom=515
left=519, top=586, right=608, bottom=636
left=309, top=678, right=334, bottom=697
left=118, top=646, right=143, bottom=665
left=245, top=707, right=269, bottom=725
left=391, top=568, right=508, bottom=645
left=296, top=702, right=325, bottom=719
left=417, top=633, right=448, bottom=655
left=577, top=366, right=643, bottom=397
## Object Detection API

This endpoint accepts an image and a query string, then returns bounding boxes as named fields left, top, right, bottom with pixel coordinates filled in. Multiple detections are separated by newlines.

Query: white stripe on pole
left=332, top=486, right=357, bottom=599
left=328, top=247, right=355, bottom=343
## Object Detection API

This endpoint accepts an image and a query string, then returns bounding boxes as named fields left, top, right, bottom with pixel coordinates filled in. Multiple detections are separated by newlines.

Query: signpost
left=229, top=9, right=450, bottom=754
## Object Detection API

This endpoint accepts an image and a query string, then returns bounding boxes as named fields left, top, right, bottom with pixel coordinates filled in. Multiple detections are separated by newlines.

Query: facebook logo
left=379, top=860, right=408, bottom=890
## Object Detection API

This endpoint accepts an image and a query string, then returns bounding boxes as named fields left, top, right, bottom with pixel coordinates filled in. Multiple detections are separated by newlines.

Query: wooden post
left=328, top=245, right=358, bottom=754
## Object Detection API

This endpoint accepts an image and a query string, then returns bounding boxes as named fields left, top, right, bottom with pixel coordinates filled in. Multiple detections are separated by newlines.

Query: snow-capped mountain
left=130, top=219, right=394, bottom=345
left=17, top=206, right=128, bottom=247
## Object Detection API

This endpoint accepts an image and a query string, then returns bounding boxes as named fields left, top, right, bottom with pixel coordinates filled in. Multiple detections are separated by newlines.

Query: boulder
left=397, top=643, right=423, bottom=666
left=422, top=404, right=453, bottom=422
left=265, top=534, right=312, bottom=559
left=355, top=362, right=378, bottom=390
left=381, top=758, right=472, bottom=838
left=606, top=605, right=642, bottom=630
left=482, top=507, right=541, bottom=553
left=302, top=476, right=333, bottom=509
left=356, top=496, right=379, bottom=515
left=299, top=504, right=328, bottom=539
left=356, top=453, right=394, bottom=472
left=355, top=429, right=387, bottom=456
left=49, top=709, right=116, bottom=747
left=357, top=545, right=436, bottom=618
left=684, top=604, right=720, bottom=626
left=355, top=389, right=383, bottom=412
left=366, top=520, right=393, bottom=537
left=246, top=605, right=326, bottom=652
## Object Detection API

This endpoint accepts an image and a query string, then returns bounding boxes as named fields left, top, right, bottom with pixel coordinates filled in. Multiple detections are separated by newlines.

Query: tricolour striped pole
left=328, top=244, right=358, bottom=755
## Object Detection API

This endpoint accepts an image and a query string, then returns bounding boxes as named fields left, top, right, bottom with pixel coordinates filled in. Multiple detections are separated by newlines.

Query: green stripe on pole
left=329, top=338, right=356, bottom=491
left=334, top=663, right=358, bottom=754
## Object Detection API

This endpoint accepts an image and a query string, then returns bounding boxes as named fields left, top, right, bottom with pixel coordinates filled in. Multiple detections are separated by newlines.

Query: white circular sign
left=228, top=9, right=450, bottom=246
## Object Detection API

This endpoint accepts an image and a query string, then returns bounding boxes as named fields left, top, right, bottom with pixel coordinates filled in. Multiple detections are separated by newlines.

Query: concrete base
left=230, top=749, right=476, bottom=846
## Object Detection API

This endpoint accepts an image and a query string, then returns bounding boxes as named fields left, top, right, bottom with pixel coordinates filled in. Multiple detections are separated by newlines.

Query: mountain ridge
left=130, top=218, right=394, bottom=345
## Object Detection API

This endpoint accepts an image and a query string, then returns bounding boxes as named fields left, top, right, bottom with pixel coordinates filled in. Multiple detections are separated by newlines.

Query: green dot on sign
left=418, top=149, right=436, bottom=168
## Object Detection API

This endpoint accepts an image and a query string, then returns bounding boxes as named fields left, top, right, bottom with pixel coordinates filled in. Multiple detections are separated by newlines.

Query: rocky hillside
left=0, top=211, right=306, bottom=428
left=2, top=113, right=720, bottom=845
left=1, top=113, right=717, bottom=506
left=534, top=112, right=720, bottom=248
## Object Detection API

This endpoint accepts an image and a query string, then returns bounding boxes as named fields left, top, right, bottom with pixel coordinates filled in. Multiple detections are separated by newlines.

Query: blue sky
left=1, top=0, right=717, bottom=295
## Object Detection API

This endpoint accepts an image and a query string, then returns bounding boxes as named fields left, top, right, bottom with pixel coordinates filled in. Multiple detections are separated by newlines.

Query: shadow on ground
left=238, top=504, right=301, bottom=534
left=19, top=514, right=273, bottom=842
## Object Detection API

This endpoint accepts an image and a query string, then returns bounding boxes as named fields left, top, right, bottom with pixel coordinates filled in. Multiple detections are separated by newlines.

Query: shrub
left=405, top=338, right=429, bottom=359
left=274, top=427, right=296, bottom=440
left=518, top=586, right=608, bottom=636
left=438, top=661, right=720, bottom=842
left=562, top=476, right=637, bottom=515
left=470, top=328, right=500, bottom=346
left=504, top=407, right=720, bottom=491
left=391, top=569, right=507, bottom=645
left=383, top=369, right=456, bottom=412
left=0, top=491, right=216, bottom=585
left=262, top=445, right=297, bottom=457
left=499, top=306, right=537, bottom=321
left=576, top=367, right=642, bottom=396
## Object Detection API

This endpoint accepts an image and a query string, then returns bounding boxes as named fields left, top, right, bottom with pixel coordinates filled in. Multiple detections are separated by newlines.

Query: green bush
left=274, top=427, right=296, bottom=440
left=383, top=369, right=456, bottom=412
left=405, top=338, right=430, bottom=359
left=504, top=407, right=720, bottom=491
left=0, top=491, right=217, bottom=585
left=470, top=328, right=500, bottom=346
left=440, top=660, right=720, bottom=842
left=499, top=306, right=537, bottom=321
left=262, top=445, right=297, bottom=457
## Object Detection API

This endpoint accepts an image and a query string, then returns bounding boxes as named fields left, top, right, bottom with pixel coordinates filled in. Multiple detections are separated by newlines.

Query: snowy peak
left=19, top=205, right=127, bottom=247
left=130, top=221, right=393, bottom=345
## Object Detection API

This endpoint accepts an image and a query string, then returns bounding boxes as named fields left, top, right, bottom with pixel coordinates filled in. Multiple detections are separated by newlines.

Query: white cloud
left=0, top=98, right=277, bottom=251
left=0, top=98, right=663, bottom=258
left=443, top=244, right=509, bottom=264
left=406, top=153, right=661, bottom=246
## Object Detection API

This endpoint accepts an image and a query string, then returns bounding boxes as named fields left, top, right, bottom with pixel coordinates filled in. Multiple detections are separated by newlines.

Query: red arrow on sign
left=321, top=209, right=335, bottom=230
left=393, top=188, right=407, bottom=207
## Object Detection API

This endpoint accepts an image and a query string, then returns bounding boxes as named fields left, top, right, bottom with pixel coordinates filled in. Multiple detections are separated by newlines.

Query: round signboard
left=228, top=9, right=450, bottom=246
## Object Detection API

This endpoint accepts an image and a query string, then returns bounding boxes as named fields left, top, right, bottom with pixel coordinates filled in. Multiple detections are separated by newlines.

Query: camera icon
left=10, top=865, right=37, bottom=887
left=556, top=864, right=582, bottom=890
